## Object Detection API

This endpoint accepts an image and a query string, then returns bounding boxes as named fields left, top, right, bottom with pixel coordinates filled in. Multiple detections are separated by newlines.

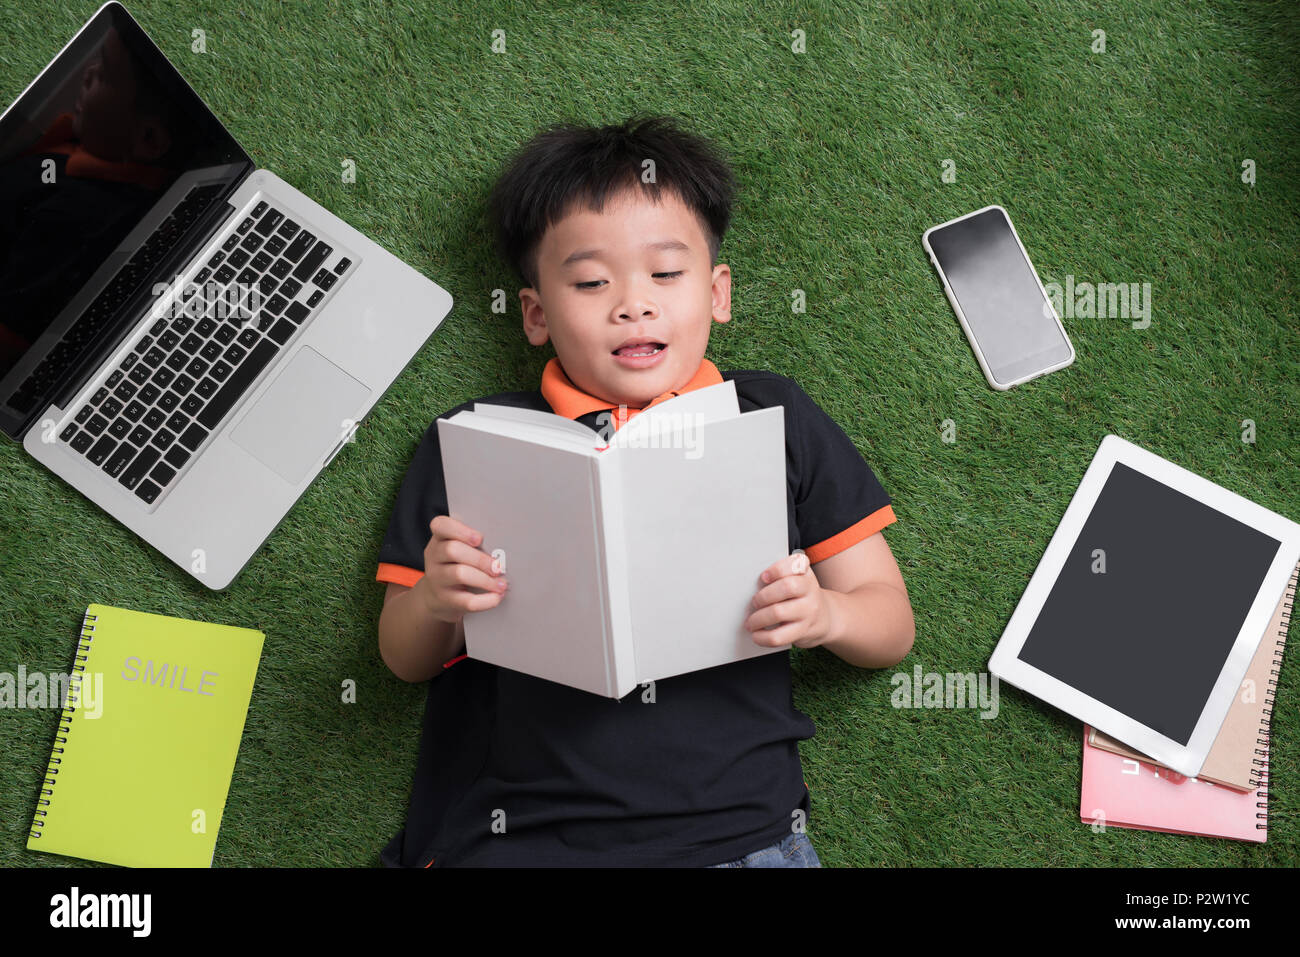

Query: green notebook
left=28, top=604, right=264, bottom=867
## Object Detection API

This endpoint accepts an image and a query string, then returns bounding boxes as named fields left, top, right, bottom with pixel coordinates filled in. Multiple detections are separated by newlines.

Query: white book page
left=471, top=402, right=602, bottom=443
left=445, top=408, right=602, bottom=455
left=611, top=379, right=740, bottom=449
left=438, top=420, right=617, bottom=696
left=615, top=406, right=788, bottom=682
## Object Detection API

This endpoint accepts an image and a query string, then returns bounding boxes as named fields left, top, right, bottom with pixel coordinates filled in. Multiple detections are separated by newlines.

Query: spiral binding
left=1249, top=568, right=1295, bottom=828
left=30, top=608, right=96, bottom=841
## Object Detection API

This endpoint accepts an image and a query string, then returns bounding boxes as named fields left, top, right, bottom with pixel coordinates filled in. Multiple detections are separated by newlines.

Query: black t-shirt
left=377, top=368, right=895, bottom=866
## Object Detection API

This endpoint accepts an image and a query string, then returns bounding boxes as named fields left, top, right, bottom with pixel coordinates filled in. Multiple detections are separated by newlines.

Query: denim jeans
left=706, top=831, right=822, bottom=867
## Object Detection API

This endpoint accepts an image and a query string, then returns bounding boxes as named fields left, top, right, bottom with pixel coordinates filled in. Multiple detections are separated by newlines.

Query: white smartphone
left=922, top=205, right=1075, bottom=390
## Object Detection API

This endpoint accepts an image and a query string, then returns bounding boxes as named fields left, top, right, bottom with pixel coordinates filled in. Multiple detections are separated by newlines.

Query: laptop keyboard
left=7, top=183, right=225, bottom=416
left=56, top=199, right=354, bottom=505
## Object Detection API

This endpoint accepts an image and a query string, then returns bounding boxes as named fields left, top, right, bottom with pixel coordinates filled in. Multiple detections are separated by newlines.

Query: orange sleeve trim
left=804, top=505, right=897, bottom=564
left=376, top=563, right=425, bottom=588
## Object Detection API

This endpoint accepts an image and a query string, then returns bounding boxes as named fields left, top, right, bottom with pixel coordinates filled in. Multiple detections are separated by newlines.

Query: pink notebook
left=1080, top=725, right=1267, bottom=843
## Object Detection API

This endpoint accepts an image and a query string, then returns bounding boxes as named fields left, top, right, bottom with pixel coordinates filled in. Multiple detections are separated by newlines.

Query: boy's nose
left=616, top=305, right=658, bottom=321
left=615, top=295, right=660, bottom=322
left=612, top=273, right=663, bottom=321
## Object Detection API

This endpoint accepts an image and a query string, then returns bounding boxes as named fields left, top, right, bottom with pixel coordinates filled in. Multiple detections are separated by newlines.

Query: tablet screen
left=1017, top=462, right=1280, bottom=745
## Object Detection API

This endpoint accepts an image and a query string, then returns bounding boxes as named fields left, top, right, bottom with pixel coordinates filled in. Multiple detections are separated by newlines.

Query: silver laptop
left=0, top=3, right=452, bottom=589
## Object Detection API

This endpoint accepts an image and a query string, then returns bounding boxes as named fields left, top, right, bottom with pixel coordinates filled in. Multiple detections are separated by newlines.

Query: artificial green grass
left=1, top=0, right=1296, bottom=867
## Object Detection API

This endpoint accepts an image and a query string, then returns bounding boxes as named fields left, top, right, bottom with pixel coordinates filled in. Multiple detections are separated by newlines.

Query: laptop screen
left=0, top=3, right=252, bottom=437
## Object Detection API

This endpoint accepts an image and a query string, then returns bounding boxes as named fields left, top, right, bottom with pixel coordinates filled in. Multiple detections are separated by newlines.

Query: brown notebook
left=1089, top=561, right=1295, bottom=791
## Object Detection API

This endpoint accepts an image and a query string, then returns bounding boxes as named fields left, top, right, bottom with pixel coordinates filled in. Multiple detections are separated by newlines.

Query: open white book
left=437, top=380, right=789, bottom=697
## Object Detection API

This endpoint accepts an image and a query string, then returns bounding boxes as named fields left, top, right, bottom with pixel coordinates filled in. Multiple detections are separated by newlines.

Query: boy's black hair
left=488, top=114, right=736, bottom=290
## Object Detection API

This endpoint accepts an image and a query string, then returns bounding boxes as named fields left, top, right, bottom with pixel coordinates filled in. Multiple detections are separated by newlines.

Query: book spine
left=592, top=455, right=636, bottom=698
left=1251, top=566, right=1296, bottom=829
left=30, top=606, right=97, bottom=841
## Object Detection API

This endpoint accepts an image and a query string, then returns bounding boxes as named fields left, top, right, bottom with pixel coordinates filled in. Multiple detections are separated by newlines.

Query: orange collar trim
left=540, top=356, right=724, bottom=429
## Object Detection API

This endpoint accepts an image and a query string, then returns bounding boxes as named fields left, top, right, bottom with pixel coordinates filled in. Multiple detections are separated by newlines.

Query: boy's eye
left=574, top=272, right=682, bottom=290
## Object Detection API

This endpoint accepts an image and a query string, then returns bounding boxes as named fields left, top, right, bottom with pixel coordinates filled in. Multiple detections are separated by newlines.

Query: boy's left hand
left=744, top=550, right=832, bottom=649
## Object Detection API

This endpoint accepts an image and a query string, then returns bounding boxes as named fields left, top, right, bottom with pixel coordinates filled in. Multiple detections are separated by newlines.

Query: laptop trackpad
left=230, top=346, right=371, bottom=484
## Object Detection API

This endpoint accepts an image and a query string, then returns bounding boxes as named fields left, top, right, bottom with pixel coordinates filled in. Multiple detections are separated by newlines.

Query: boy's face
left=519, top=188, right=731, bottom=409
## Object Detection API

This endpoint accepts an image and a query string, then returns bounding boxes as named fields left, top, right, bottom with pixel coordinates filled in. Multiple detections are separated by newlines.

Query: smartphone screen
left=925, top=207, right=1072, bottom=387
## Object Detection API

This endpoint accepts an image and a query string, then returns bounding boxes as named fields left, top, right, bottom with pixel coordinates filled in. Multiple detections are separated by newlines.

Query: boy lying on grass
left=377, top=115, right=914, bottom=867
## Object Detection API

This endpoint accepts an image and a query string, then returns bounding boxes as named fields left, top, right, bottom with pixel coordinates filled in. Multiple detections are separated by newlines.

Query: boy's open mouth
left=612, top=340, right=667, bottom=357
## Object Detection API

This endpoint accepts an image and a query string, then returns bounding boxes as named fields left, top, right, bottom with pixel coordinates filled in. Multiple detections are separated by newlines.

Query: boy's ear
left=519, top=287, right=549, bottom=346
left=711, top=263, right=732, bottom=325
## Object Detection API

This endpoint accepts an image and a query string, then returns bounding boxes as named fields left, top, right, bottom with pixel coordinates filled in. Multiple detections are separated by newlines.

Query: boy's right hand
left=414, top=516, right=508, bottom=623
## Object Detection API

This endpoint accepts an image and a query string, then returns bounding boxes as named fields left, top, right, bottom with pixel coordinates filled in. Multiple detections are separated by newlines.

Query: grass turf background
left=0, top=0, right=1296, bottom=867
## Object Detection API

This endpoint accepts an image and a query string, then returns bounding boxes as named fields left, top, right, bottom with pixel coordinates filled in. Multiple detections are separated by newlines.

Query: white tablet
left=989, top=434, right=1300, bottom=778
